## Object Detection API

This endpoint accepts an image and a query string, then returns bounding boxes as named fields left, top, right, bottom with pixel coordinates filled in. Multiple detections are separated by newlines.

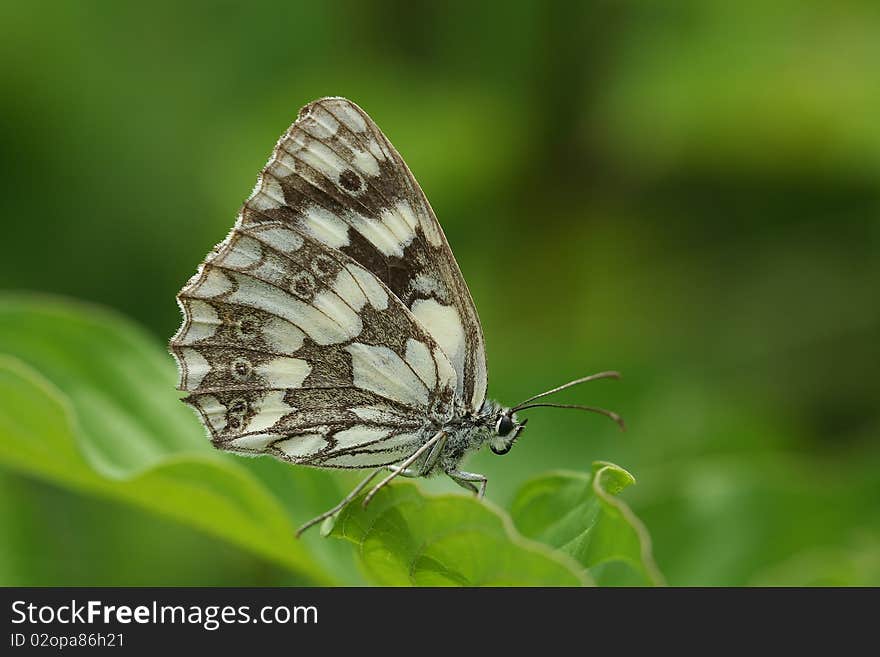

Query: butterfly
left=170, top=97, right=623, bottom=536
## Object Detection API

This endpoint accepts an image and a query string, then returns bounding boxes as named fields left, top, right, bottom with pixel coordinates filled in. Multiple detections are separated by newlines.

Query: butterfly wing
left=240, top=97, right=488, bottom=413
left=171, top=222, right=457, bottom=468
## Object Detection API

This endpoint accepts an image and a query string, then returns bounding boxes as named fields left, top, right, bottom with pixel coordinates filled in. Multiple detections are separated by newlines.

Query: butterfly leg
left=415, top=430, right=449, bottom=476
left=378, top=445, right=439, bottom=481
left=385, top=465, right=420, bottom=478
left=362, top=430, right=448, bottom=508
left=295, top=467, right=385, bottom=538
left=446, top=469, right=488, bottom=499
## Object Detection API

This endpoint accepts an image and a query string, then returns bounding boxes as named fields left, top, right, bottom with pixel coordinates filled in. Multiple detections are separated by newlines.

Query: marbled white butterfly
left=170, top=97, right=623, bottom=535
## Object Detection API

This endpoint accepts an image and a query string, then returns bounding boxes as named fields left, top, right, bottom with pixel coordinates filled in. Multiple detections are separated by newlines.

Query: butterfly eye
left=495, top=414, right=514, bottom=437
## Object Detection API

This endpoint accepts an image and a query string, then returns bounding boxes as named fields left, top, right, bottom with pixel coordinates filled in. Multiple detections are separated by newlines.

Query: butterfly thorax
left=426, top=410, right=493, bottom=475
left=417, top=398, right=522, bottom=476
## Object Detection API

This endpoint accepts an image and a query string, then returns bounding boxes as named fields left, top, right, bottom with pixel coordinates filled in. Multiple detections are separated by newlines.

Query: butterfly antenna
left=511, top=403, right=625, bottom=431
left=511, top=371, right=621, bottom=408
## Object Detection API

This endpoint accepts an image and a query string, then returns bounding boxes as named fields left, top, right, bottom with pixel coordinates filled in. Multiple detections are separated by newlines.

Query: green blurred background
left=1, top=0, right=879, bottom=585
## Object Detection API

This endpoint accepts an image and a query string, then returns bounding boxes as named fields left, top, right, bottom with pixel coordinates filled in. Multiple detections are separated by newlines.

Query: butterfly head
left=489, top=409, right=527, bottom=455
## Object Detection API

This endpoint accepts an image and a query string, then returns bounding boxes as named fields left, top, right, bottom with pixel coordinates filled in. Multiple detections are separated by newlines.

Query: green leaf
left=328, top=482, right=589, bottom=586
left=0, top=293, right=339, bottom=584
left=0, top=467, right=310, bottom=586
left=0, top=355, right=334, bottom=583
left=0, top=293, right=208, bottom=477
left=510, top=462, right=665, bottom=586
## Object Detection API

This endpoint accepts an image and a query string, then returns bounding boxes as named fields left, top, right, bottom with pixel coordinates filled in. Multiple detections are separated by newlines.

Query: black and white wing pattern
left=239, top=97, right=487, bottom=413
left=170, top=97, right=484, bottom=469
left=172, top=224, right=457, bottom=468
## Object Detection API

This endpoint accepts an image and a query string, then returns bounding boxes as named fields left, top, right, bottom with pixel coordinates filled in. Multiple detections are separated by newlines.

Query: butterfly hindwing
left=240, top=97, right=488, bottom=413
left=171, top=220, right=457, bottom=468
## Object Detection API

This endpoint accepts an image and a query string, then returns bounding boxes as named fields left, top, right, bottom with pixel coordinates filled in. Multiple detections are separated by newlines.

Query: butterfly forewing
left=240, top=97, right=488, bottom=413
